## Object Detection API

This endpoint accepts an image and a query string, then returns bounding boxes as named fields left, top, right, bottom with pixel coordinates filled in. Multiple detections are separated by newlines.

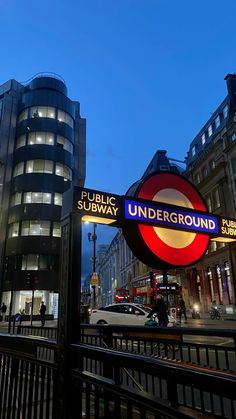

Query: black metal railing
left=80, top=324, right=236, bottom=371
left=0, top=331, right=236, bottom=418
left=71, top=342, right=236, bottom=418
left=0, top=334, right=58, bottom=419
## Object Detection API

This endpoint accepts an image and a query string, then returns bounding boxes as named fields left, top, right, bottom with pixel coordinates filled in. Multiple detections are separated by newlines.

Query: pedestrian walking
left=179, top=297, right=187, bottom=323
left=40, top=301, right=46, bottom=326
left=147, top=295, right=168, bottom=327
left=1, top=302, right=7, bottom=322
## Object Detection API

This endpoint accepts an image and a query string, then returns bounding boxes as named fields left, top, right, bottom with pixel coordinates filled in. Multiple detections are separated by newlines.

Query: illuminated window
left=13, top=162, right=24, bottom=177
left=53, top=222, right=61, bottom=237
left=10, top=192, right=22, bottom=206
left=16, top=135, right=26, bottom=149
left=28, top=132, right=55, bottom=145
left=207, top=267, right=214, bottom=301
left=30, top=107, right=56, bottom=119
left=21, top=254, right=48, bottom=270
left=57, top=135, right=73, bottom=153
left=201, top=133, right=206, bottom=145
left=224, top=261, right=233, bottom=304
left=18, top=109, right=28, bottom=123
left=215, top=265, right=223, bottom=304
left=23, top=192, right=52, bottom=204
left=58, top=110, right=74, bottom=128
left=54, top=193, right=62, bottom=206
left=26, top=160, right=53, bottom=174
left=21, top=220, right=50, bottom=236
left=192, top=146, right=196, bottom=157
left=8, top=223, right=19, bottom=238
left=55, top=163, right=72, bottom=180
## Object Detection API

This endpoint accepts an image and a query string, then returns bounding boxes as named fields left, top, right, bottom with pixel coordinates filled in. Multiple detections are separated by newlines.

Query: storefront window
left=215, top=265, right=223, bottom=304
left=224, top=262, right=233, bottom=304
left=207, top=267, right=214, bottom=301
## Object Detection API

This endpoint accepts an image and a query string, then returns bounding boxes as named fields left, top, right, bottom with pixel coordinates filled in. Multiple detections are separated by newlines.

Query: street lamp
left=88, top=223, right=97, bottom=307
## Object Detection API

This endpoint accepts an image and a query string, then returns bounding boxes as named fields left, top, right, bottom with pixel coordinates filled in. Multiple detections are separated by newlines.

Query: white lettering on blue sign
left=125, top=199, right=218, bottom=234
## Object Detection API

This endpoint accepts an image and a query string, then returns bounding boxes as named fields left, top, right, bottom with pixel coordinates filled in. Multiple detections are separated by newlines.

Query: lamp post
left=88, top=223, right=97, bottom=307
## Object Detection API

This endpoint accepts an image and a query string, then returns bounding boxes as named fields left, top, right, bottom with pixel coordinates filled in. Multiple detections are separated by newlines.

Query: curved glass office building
left=0, top=74, right=86, bottom=318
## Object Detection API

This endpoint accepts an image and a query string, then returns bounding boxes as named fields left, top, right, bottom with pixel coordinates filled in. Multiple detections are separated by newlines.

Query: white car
left=90, top=303, right=151, bottom=325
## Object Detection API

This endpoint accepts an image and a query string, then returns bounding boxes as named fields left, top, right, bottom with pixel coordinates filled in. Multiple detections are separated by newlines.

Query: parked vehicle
left=191, top=303, right=201, bottom=319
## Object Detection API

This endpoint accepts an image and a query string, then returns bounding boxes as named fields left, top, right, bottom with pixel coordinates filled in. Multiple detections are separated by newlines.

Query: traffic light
left=149, top=271, right=154, bottom=289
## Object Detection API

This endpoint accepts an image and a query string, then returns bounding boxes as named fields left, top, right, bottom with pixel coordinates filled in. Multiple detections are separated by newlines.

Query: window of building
left=215, top=265, right=223, bottom=304
left=58, top=110, right=74, bottom=128
left=192, top=146, right=196, bottom=157
left=28, top=132, right=54, bottom=146
left=55, top=163, right=72, bottom=180
left=202, top=165, right=208, bottom=178
left=207, top=267, right=214, bottom=302
left=21, top=220, right=50, bottom=236
left=223, top=105, right=229, bottom=119
left=205, top=195, right=212, bottom=212
left=201, top=133, right=206, bottom=145
left=224, top=261, right=233, bottom=304
left=57, top=135, right=73, bottom=153
left=54, top=193, right=62, bottom=206
left=209, top=159, right=216, bottom=170
left=13, top=162, right=24, bottom=177
left=211, top=241, right=217, bottom=252
left=10, top=192, right=22, bottom=206
left=18, top=109, right=28, bottom=123
left=194, top=173, right=201, bottom=184
left=8, top=222, right=19, bottom=238
left=30, top=106, right=56, bottom=119
left=16, top=135, right=26, bottom=149
left=213, top=188, right=221, bottom=209
left=21, top=254, right=48, bottom=271
left=231, top=133, right=236, bottom=142
left=215, top=115, right=220, bottom=128
left=53, top=222, right=61, bottom=237
left=23, top=192, right=52, bottom=204
left=208, top=125, right=213, bottom=137
left=26, top=160, right=53, bottom=174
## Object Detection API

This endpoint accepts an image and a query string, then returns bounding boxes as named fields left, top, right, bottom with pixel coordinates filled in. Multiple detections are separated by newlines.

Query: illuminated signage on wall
left=124, top=198, right=218, bottom=234
left=73, top=172, right=236, bottom=269
left=75, top=188, right=121, bottom=225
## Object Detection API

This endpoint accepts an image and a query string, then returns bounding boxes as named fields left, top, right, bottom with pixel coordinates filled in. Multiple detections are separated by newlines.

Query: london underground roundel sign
left=122, top=172, right=210, bottom=269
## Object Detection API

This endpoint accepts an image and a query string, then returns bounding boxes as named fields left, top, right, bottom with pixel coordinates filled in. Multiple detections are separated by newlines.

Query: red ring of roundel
left=137, top=173, right=210, bottom=266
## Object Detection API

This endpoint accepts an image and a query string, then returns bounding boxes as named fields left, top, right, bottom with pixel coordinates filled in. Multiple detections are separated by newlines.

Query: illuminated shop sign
left=124, top=198, right=218, bottom=234
left=74, top=172, right=236, bottom=269
left=76, top=188, right=121, bottom=225
left=219, top=217, right=236, bottom=239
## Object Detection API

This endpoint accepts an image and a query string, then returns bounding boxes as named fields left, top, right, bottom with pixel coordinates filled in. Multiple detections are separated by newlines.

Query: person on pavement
left=147, top=295, right=168, bottom=327
left=40, top=301, right=46, bottom=326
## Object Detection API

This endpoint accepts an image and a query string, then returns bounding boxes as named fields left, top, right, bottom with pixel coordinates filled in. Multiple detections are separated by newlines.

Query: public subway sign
left=74, top=172, right=236, bottom=269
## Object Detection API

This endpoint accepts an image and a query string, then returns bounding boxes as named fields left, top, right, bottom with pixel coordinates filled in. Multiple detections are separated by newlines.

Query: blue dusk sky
left=1, top=0, right=236, bottom=278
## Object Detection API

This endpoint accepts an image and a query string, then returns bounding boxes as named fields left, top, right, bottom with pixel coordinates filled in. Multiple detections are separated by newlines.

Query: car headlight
left=193, top=304, right=199, bottom=311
